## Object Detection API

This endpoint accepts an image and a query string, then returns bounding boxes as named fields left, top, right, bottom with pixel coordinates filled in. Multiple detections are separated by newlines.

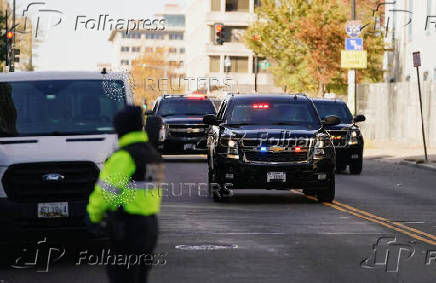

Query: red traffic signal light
left=6, top=31, right=13, bottom=39
left=214, top=24, right=224, bottom=45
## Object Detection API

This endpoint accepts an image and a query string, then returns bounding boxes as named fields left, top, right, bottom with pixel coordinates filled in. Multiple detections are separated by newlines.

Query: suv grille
left=2, top=162, right=99, bottom=202
left=168, top=124, right=208, bottom=138
left=244, top=152, right=307, bottom=163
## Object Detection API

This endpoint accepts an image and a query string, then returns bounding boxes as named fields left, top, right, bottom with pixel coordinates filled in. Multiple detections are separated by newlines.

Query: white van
left=0, top=71, right=133, bottom=237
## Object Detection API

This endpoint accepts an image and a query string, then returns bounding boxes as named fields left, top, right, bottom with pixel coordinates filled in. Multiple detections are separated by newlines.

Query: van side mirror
left=203, top=114, right=218, bottom=125
left=353, top=114, right=366, bottom=123
left=323, top=115, right=340, bottom=126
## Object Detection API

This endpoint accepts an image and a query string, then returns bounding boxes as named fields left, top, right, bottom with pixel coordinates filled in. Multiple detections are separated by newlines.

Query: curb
left=399, top=160, right=436, bottom=172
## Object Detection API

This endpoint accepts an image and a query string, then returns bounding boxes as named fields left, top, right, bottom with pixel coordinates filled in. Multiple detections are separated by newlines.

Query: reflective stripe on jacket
left=87, top=131, right=162, bottom=223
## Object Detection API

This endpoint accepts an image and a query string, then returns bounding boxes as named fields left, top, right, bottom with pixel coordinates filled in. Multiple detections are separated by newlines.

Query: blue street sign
left=345, top=38, right=363, bottom=51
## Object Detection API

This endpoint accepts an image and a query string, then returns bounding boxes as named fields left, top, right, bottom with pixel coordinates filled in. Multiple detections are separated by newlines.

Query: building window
left=229, top=56, right=248, bottom=73
left=121, top=60, right=130, bottom=66
left=169, top=32, right=184, bottom=40
left=211, top=0, right=221, bottom=11
left=226, top=0, right=249, bottom=12
left=209, top=56, right=220, bottom=72
left=131, top=47, right=141, bottom=52
left=169, top=61, right=179, bottom=66
left=179, top=48, right=185, bottom=54
left=145, top=32, right=164, bottom=40
left=145, top=47, right=154, bottom=52
left=121, top=46, right=130, bottom=52
left=122, top=32, right=141, bottom=39
left=169, top=48, right=178, bottom=53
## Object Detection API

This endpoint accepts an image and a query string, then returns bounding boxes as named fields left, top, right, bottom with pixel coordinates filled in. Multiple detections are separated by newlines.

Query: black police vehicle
left=146, top=94, right=216, bottom=154
left=203, top=94, right=340, bottom=202
left=312, top=99, right=366, bottom=174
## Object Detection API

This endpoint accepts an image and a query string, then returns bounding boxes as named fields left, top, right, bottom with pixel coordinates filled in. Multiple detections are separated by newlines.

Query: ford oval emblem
left=42, top=173, right=65, bottom=182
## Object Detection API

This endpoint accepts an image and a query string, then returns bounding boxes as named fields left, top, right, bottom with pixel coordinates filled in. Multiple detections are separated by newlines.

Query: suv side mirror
left=353, top=114, right=366, bottom=123
left=323, top=115, right=340, bottom=126
left=203, top=114, right=218, bottom=125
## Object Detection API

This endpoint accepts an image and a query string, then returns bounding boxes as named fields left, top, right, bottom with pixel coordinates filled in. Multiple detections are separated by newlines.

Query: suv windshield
left=226, top=100, right=321, bottom=129
left=0, top=80, right=126, bottom=137
left=158, top=98, right=216, bottom=117
left=313, top=101, right=353, bottom=124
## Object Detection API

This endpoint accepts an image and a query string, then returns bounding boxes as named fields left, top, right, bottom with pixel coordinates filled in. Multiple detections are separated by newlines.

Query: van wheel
left=317, top=174, right=335, bottom=203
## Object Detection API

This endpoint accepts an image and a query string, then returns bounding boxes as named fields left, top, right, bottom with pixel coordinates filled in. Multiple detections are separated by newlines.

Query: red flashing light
left=187, top=95, right=206, bottom=100
left=6, top=31, right=13, bottom=39
left=252, top=103, right=270, bottom=109
left=294, top=146, right=302, bottom=153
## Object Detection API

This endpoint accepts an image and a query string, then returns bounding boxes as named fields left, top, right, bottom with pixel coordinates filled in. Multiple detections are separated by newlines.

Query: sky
left=10, top=0, right=185, bottom=71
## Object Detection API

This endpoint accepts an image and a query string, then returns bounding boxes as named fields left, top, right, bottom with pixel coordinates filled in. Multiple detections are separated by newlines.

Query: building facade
left=109, top=4, right=185, bottom=73
left=384, top=0, right=436, bottom=82
left=185, top=0, right=280, bottom=95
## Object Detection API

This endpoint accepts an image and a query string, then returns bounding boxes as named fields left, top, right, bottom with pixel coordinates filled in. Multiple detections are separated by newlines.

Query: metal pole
left=416, top=66, right=428, bottom=162
left=352, top=0, right=356, bottom=114
left=254, top=56, right=258, bottom=93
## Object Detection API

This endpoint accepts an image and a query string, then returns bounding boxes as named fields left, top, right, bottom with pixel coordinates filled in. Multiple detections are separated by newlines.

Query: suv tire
left=317, top=173, right=335, bottom=203
left=349, top=158, right=363, bottom=175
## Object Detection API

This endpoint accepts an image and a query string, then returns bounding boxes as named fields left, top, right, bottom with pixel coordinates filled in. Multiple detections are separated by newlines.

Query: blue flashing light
left=260, top=147, right=268, bottom=152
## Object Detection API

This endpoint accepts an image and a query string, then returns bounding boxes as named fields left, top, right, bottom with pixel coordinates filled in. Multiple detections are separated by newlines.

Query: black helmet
left=113, top=106, right=144, bottom=137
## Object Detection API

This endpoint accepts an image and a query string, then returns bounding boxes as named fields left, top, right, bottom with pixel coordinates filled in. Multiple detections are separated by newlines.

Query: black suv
left=312, top=99, right=366, bottom=174
left=203, top=94, right=340, bottom=202
left=146, top=94, right=216, bottom=154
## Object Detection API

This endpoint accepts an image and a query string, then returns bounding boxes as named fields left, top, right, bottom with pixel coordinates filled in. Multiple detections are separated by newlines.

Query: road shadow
left=221, top=190, right=319, bottom=205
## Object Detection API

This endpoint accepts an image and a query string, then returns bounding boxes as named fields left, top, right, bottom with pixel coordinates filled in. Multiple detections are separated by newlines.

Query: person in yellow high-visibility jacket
left=87, top=106, right=163, bottom=283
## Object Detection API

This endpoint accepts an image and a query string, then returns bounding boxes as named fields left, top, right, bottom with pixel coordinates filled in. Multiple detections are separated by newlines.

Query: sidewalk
left=364, top=140, right=436, bottom=172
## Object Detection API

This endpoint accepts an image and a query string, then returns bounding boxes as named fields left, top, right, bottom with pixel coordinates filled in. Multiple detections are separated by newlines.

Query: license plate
left=267, top=172, right=286, bottom=183
left=184, top=144, right=195, bottom=150
left=38, top=202, right=69, bottom=218
left=351, top=154, right=359, bottom=159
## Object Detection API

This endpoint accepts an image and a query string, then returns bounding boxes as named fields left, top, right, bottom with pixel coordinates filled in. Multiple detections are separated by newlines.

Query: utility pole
left=10, top=0, right=16, bottom=72
left=413, top=51, right=428, bottom=162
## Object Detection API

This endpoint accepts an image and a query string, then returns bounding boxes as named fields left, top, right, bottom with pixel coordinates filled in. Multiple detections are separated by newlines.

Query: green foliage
left=245, top=0, right=385, bottom=96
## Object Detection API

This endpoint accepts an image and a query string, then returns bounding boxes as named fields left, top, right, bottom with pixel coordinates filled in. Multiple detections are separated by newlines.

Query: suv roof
left=0, top=71, right=127, bottom=82
left=312, top=98, right=346, bottom=104
left=228, top=94, right=310, bottom=102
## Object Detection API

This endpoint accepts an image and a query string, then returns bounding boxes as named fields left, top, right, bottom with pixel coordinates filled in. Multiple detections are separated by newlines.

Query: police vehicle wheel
left=317, top=174, right=335, bottom=203
left=349, top=158, right=363, bottom=175
left=209, top=168, right=231, bottom=202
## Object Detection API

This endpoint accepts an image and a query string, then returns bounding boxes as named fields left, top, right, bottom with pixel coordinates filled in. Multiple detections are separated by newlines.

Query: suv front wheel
left=317, top=173, right=335, bottom=203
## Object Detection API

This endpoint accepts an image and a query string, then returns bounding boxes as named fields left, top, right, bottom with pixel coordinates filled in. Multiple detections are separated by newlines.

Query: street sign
left=341, top=50, right=367, bottom=69
left=258, top=60, right=271, bottom=71
left=345, top=38, right=363, bottom=51
left=413, top=51, right=421, bottom=67
left=346, top=20, right=362, bottom=38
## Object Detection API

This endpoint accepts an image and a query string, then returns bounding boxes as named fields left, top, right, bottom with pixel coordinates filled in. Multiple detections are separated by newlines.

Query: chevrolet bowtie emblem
left=270, top=147, right=286, bottom=153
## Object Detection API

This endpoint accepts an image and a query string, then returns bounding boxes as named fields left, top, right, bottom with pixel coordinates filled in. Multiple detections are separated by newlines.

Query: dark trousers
left=106, top=211, right=158, bottom=283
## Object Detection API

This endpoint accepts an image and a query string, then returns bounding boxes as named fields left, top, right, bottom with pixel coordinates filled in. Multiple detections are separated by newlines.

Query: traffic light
left=214, top=23, right=224, bottom=45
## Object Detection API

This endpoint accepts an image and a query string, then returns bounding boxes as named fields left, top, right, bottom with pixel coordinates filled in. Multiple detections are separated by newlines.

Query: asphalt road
left=1, top=157, right=436, bottom=283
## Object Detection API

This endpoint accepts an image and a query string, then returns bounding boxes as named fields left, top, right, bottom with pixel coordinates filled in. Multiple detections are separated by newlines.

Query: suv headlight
left=159, top=125, right=167, bottom=142
left=348, top=130, right=360, bottom=145
left=312, top=137, right=330, bottom=159
left=226, top=139, right=239, bottom=159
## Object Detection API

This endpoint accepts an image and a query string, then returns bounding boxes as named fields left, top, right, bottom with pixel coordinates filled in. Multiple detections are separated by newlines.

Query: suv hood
left=326, top=123, right=356, bottom=131
left=161, top=116, right=205, bottom=125
left=223, top=125, right=319, bottom=139
left=0, top=135, right=118, bottom=166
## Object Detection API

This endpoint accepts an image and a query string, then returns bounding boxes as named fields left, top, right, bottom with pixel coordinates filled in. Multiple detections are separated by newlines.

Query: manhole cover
left=175, top=244, right=238, bottom=251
